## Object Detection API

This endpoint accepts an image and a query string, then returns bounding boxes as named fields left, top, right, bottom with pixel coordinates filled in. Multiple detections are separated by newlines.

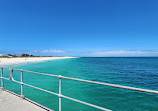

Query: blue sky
left=0, top=0, right=158, bottom=57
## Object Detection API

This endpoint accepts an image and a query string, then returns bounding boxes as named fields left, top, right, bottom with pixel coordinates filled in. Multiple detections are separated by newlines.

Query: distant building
left=13, top=55, right=19, bottom=57
left=0, top=54, right=3, bottom=56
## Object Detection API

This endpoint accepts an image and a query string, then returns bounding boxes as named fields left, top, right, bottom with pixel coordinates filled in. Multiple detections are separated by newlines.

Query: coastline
left=0, top=57, right=77, bottom=66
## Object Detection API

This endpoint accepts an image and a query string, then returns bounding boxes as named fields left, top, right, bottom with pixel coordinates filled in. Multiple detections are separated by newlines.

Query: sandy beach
left=0, top=57, right=76, bottom=66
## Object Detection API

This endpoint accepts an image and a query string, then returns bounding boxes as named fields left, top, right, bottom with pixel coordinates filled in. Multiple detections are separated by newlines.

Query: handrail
left=11, top=68, right=158, bottom=94
left=1, top=67, right=158, bottom=111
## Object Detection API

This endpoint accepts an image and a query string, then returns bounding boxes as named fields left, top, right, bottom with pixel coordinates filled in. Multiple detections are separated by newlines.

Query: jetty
left=0, top=89, right=52, bottom=111
left=0, top=67, right=158, bottom=111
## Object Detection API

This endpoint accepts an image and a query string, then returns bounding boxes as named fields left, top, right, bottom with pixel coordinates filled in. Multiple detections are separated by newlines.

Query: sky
left=0, top=0, right=158, bottom=57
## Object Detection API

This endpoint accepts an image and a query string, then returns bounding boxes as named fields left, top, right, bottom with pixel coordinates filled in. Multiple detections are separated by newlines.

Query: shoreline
left=0, top=57, right=77, bottom=66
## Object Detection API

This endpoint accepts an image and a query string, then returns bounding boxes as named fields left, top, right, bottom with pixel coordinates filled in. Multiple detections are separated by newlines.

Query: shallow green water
left=1, top=57, right=158, bottom=111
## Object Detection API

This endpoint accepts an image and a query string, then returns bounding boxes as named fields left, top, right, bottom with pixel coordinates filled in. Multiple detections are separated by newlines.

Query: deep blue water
left=1, top=57, right=158, bottom=111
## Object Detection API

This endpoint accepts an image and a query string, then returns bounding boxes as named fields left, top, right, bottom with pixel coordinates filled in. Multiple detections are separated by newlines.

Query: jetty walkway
left=0, top=88, right=52, bottom=111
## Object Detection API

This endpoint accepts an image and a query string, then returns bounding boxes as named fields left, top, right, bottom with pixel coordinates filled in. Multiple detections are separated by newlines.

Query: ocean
left=1, top=57, right=158, bottom=111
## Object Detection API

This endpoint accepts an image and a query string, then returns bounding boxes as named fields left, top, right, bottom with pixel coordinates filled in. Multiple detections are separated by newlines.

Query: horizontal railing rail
left=1, top=67, right=158, bottom=111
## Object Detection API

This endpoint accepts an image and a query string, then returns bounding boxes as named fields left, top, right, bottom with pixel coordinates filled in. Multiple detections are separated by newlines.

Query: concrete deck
left=0, top=89, right=52, bottom=111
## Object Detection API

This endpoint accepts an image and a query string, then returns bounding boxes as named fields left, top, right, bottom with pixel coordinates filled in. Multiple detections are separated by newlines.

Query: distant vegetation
left=21, top=54, right=34, bottom=57
left=0, top=54, right=56, bottom=58
left=0, top=54, right=35, bottom=58
left=7, top=54, right=34, bottom=57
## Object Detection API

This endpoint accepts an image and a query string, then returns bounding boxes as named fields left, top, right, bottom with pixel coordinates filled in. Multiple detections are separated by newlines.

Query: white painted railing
left=1, top=67, right=158, bottom=111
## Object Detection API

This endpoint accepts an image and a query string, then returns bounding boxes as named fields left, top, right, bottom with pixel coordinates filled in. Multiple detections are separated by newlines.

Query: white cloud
left=38, top=50, right=66, bottom=53
left=92, top=50, right=158, bottom=56
left=0, top=49, right=66, bottom=55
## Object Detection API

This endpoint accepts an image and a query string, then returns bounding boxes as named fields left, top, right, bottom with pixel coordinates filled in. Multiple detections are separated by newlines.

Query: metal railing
left=1, top=67, right=158, bottom=111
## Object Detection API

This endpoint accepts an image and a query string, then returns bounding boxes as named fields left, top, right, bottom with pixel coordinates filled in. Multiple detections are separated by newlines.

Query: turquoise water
left=1, top=57, right=158, bottom=111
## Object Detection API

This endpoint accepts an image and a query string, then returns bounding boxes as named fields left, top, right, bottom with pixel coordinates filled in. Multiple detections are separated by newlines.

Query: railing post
left=10, top=69, right=13, bottom=78
left=1, top=68, right=4, bottom=90
left=21, top=70, right=24, bottom=98
left=59, top=75, right=62, bottom=111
